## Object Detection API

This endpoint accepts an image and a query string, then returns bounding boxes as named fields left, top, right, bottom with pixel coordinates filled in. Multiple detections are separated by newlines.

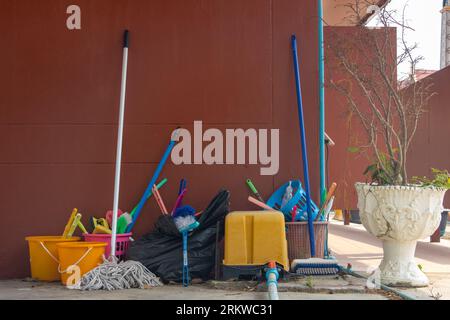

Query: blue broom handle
left=291, top=35, right=316, bottom=257
left=183, top=231, right=189, bottom=287
left=126, top=131, right=179, bottom=233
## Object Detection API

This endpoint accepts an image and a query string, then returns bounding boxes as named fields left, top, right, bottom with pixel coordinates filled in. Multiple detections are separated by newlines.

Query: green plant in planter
left=412, top=169, right=450, bottom=189
left=363, top=152, right=400, bottom=186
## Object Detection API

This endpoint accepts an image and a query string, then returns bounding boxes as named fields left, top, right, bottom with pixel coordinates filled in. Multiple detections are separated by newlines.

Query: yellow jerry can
left=223, top=211, right=289, bottom=272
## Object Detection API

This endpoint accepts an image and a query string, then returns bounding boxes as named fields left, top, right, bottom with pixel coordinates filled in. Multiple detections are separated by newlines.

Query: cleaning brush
left=67, top=213, right=82, bottom=238
left=174, top=215, right=199, bottom=233
left=291, top=258, right=340, bottom=276
left=174, top=215, right=200, bottom=287
left=62, top=208, right=78, bottom=238
left=290, top=35, right=339, bottom=276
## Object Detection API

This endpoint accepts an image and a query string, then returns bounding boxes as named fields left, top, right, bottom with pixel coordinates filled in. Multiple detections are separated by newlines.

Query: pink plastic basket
left=83, top=233, right=132, bottom=261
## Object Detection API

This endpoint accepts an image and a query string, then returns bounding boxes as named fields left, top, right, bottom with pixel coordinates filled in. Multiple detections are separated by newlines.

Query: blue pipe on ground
left=266, top=262, right=280, bottom=300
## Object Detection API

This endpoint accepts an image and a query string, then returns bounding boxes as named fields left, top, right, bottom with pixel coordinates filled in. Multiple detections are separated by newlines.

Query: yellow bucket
left=25, top=236, right=81, bottom=282
left=334, top=209, right=344, bottom=221
left=57, top=242, right=106, bottom=286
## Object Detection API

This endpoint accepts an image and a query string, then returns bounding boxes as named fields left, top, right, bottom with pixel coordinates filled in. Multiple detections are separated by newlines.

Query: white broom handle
left=111, top=30, right=129, bottom=257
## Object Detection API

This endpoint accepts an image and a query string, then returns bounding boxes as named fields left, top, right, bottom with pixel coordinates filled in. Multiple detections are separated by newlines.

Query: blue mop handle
left=126, top=131, right=179, bottom=233
left=291, top=35, right=316, bottom=257
left=182, top=231, right=189, bottom=287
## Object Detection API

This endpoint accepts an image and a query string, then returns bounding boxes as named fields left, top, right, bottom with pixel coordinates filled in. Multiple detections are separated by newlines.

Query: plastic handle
left=291, top=34, right=316, bottom=257
left=156, top=178, right=168, bottom=190
left=291, top=35, right=297, bottom=52
left=123, top=30, right=129, bottom=48
left=126, top=137, right=177, bottom=233
left=172, top=188, right=187, bottom=215
left=179, top=179, right=187, bottom=196
left=248, top=196, right=274, bottom=211
left=246, top=179, right=258, bottom=195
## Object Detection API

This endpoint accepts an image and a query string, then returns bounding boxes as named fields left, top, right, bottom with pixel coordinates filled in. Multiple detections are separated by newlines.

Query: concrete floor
left=0, top=280, right=388, bottom=300
left=328, top=220, right=450, bottom=300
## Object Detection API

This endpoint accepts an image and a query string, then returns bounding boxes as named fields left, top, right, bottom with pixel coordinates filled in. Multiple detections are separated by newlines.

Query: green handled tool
left=246, top=179, right=265, bottom=203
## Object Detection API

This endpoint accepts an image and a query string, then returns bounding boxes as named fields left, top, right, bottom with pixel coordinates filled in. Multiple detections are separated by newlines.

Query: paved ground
left=0, top=280, right=388, bottom=300
left=328, top=220, right=450, bottom=300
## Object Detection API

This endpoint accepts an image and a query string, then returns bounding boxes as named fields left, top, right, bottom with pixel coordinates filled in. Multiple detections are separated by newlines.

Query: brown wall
left=324, top=26, right=396, bottom=210
left=0, top=0, right=321, bottom=279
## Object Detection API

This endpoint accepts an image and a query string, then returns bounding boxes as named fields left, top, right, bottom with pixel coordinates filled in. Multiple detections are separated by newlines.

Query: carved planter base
left=379, top=240, right=428, bottom=287
left=356, top=183, right=447, bottom=288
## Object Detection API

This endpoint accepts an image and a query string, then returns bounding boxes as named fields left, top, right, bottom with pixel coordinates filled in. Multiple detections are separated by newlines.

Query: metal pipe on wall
left=318, top=0, right=327, bottom=205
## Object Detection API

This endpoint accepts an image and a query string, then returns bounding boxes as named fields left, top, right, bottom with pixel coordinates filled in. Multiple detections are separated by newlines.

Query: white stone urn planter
left=355, top=183, right=447, bottom=287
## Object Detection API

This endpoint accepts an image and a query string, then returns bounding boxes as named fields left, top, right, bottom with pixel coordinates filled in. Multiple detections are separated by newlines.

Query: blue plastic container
left=266, top=181, right=320, bottom=221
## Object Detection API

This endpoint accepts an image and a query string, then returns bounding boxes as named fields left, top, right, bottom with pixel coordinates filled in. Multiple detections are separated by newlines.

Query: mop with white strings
left=74, top=30, right=162, bottom=291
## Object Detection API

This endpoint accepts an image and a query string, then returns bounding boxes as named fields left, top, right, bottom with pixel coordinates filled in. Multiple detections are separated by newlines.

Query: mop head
left=72, top=256, right=162, bottom=291
left=291, top=258, right=340, bottom=276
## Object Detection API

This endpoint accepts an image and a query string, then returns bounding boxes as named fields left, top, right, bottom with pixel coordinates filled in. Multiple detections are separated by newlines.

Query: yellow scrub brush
left=90, top=217, right=112, bottom=234
left=63, top=209, right=89, bottom=237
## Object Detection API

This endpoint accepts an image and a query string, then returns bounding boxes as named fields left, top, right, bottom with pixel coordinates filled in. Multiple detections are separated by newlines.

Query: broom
left=290, top=35, right=338, bottom=276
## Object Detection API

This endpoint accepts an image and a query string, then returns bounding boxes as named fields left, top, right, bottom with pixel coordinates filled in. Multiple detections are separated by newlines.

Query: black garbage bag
left=127, top=190, right=230, bottom=283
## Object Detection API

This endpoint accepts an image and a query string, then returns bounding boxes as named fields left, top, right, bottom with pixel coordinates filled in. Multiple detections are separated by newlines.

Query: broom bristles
left=291, top=258, right=340, bottom=276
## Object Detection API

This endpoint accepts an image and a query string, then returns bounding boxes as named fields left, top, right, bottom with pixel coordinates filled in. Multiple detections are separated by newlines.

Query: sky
left=367, top=0, right=443, bottom=79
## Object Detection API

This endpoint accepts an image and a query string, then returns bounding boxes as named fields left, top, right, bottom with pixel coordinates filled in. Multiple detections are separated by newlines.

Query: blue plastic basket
left=266, top=181, right=320, bottom=222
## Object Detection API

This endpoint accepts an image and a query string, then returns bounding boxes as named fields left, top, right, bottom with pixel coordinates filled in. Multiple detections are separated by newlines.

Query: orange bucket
left=25, top=236, right=81, bottom=282
left=57, top=242, right=106, bottom=286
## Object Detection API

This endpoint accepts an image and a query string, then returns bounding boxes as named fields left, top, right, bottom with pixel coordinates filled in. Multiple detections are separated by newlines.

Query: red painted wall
left=324, top=26, right=396, bottom=210
left=0, top=0, right=321, bottom=279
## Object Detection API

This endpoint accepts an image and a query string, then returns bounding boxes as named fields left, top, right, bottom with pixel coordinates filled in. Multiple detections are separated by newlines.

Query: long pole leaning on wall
left=318, top=0, right=327, bottom=205
left=111, top=30, right=130, bottom=257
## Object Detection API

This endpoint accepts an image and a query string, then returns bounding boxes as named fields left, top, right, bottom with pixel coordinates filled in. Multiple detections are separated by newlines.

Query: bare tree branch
left=326, top=0, right=434, bottom=185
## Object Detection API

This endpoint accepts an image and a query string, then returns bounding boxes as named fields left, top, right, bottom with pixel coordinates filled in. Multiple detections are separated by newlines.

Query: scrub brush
left=174, top=215, right=200, bottom=287
left=90, top=217, right=112, bottom=234
left=291, top=258, right=340, bottom=275
left=62, top=208, right=78, bottom=238
left=174, top=215, right=199, bottom=233
left=290, top=35, right=339, bottom=276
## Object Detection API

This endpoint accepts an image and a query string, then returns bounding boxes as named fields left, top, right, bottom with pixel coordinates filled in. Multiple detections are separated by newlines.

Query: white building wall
left=441, top=5, right=450, bottom=68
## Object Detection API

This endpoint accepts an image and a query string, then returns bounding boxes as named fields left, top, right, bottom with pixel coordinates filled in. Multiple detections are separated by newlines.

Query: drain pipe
left=266, top=262, right=280, bottom=300
left=340, top=266, right=417, bottom=300
left=318, top=0, right=326, bottom=205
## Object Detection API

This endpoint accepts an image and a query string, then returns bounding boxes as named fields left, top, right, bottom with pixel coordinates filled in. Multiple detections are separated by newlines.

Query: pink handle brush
left=171, top=188, right=187, bottom=215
